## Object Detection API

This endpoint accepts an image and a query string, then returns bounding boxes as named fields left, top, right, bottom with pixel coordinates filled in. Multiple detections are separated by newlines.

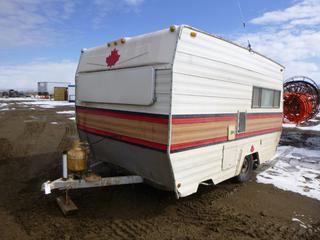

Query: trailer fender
left=235, top=143, right=260, bottom=176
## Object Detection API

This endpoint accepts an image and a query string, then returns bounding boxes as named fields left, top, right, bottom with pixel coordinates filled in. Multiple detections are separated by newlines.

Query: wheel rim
left=241, top=158, right=249, bottom=174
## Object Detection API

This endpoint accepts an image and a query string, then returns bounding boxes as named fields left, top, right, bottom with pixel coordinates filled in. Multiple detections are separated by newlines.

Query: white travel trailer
left=46, top=25, right=284, bottom=200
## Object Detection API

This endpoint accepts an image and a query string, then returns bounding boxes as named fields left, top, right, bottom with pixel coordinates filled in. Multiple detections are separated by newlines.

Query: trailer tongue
left=41, top=141, right=143, bottom=215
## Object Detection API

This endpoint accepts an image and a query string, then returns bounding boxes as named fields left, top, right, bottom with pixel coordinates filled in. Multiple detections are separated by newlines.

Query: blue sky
left=0, top=0, right=319, bottom=90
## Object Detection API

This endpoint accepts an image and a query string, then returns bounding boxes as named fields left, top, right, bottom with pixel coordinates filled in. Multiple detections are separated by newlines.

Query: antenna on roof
left=237, top=0, right=252, bottom=52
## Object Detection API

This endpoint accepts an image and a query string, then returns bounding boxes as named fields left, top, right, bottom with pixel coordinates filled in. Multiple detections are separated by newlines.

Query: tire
left=236, top=155, right=253, bottom=182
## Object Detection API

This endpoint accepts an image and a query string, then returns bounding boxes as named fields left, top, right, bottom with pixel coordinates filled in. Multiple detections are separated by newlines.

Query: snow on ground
left=56, top=110, right=75, bottom=114
left=308, top=119, right=318, bottom=123
left=18, top=101, right=74, bottom=108
left=69, top=117, right=76, bottom=121
left=0, top=103, right=8, bottom=108
left=296, top=125, right=320, bottom=131
left=292, top=218, right=308, bottom=229
left=0, top=103, right=17, bottom=111
left=282, top=123, right=296, bottom=128
left=283, top=123, right=320, bottom=132
left=0, top=97, right=40, bottom=101
left=1, top=98, right=74, bottom=108
left=257, top=146, right=320, bottom=201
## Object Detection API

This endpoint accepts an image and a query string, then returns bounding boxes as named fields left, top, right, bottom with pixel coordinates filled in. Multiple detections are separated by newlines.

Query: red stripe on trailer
left=247, top=113, right=282, bottom=119
left=170, top=136, right=228, bottom=151
left=236, top=127, right=282, bottom=138
left=76, top=107, right=169, bottom=124
left=172, top=112, right=282, bottom=124
left=170, top=127, right=282, bottom=152
left=172, top=116, right=236, bottom=124
left=77, top=124, right=168, bottom=151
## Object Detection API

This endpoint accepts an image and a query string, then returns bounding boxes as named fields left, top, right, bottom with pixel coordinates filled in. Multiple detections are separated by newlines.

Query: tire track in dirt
left=108, top=219, right=154, bottom=239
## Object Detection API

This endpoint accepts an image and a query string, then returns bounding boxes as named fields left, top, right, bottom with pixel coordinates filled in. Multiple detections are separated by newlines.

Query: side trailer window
left=238, top=112, right=246, bottom=133
left=252, top=87, right=260, bottom=108
left=261, top=89, right=274, bottom=107
left=273, top=91, right=281, bottom=107
left=252, top=87, right=281, bottom=108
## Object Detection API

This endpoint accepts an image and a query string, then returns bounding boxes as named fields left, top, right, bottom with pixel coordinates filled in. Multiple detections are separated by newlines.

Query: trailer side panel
left=170, top=26, right=283, bottom=197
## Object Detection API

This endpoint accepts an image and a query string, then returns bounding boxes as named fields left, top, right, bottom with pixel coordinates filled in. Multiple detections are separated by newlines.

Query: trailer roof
left=181, top=25, right=284, bottom=69
left=79, top=25, right=284, bottom=71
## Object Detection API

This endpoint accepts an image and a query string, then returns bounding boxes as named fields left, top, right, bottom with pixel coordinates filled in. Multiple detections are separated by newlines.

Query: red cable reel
left=283, top=76, right=319, bottom=124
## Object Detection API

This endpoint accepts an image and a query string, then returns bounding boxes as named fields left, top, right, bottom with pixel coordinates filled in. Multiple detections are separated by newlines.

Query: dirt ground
left=0, top=100, right=319, bottom=240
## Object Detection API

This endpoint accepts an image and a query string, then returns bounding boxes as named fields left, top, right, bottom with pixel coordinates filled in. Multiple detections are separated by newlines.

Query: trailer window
left=261, top=89, right=274, bottom=107
left=252, top=87, right=281, bottom=108
left=273, top=91, right=280, bottom=107
left=252, top=87, right=260, bottom=108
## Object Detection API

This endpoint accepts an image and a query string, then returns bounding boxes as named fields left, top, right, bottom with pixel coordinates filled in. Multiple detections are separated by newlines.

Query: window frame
left=251, top=86, right=281, bottom=109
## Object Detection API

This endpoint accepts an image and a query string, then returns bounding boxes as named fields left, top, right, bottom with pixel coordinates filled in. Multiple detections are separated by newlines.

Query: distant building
left=37, top=81, right=71, bottom=98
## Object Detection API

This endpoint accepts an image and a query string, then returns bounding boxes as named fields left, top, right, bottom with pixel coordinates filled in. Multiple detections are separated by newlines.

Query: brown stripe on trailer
left=76, top=107, right=282, bottom=153
left=246, top=117, right=282, bottom=132
left=76, top=106, right=169, bottom=151
left=77, top=124, right=168, bottom=151
left=170, top=112, right=282, bottom=152
left=77, top=113, right=168, bottom=144
left=76, top=106, right=169, bottom=124
left=171, top=119, right=236, bottom=144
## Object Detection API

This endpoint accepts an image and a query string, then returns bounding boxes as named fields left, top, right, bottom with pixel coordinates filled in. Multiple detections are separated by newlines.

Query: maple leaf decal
left=106, top=49, right=120, bottom=67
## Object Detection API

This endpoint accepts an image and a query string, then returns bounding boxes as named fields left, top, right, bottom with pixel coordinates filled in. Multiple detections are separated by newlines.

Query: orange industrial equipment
left=283, top=76, right=319, bottom=124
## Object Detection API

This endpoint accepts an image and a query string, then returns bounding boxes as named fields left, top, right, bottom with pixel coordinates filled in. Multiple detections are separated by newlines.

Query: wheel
left=236, top=156, right=253, bottom=182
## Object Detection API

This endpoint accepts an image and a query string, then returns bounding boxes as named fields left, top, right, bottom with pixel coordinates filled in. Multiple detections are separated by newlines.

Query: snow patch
left=56, top=110, right=75, bottom=115
left=0, top=97, right=40, bottom=101
left=297, top=125, right=320, bottom=131
left=0, top=103, right=8, bottom=108
left=18, top=101, right=74, bottom=108
left=257, top=146, right=320, bottom=201
left=69, top=117, right=75, bottom=121
left=292, top=218, right=307, bottom=229
left=0, top=103, right=16, bottom=111
left=283, top=123, right=320, bottom=132
left=282, top=123, right=296, bottom=128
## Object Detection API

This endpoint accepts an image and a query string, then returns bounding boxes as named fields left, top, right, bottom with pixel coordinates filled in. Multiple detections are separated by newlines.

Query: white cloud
left=250, top=0, right=320, bottom=27
left=237, top=0, right=320, bottom=84
left=238, top=29, right=320, bottom=62
left=284, top=61, right=320, bottom=81
left=0, top=60, right=77, bottom=91
left=0, top=0, right=75, bottom=48
left=0, top=0, right=145, bottom=47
